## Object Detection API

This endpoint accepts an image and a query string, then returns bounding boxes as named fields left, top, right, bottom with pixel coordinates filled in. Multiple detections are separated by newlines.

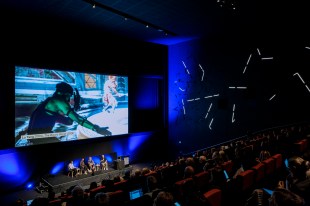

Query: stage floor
left=0, top=162, right=152, bottom=206
left=42, top=166, right=133, bottom=194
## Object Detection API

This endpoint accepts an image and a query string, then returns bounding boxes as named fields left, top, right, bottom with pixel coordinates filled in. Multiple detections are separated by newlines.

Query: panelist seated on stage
left=100, top=154, right=108, bottom=170
left=68, top=160, right=78, bottom=177
left=80, top=157, right=87, bottom=174
left=87, top=156, right=96, bottom=173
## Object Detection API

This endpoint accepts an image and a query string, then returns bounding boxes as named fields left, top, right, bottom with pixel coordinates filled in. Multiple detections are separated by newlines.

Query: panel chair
left=67, top=169, right=75, bottom=178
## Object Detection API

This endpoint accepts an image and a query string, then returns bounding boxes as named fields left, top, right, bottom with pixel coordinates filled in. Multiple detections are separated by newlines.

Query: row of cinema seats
left=38, top=135, right=309, bottom=206
left=22, top=151, right=292, bottom=206
left=173, top=172, right=224, bottom=206
left=172, top=153, right=284, bottom=206
left=232, top=153, right=284, bottom=203
left=62, top=168, right=224, bottom=206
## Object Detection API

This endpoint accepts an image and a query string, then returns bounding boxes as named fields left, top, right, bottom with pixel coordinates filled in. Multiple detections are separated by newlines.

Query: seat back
left=48, top=199, right=62, bottom=206
left=236, top=169, right=255, bottom=192
left=108, top=190, right=125, bottom=206
left=173, top=178, right=194, bottom=201
left=294, top=139, right=308, bottom=155
left=251, top=162, right=265, bottom=184
left=271, top=154, right=283, bottom=170
left=114, top=180, right=128, bottom=192
left=193, top=171, right=210, bottom=192
left=89, top=185, right=105, bottom=199
left=203, top=188, right=222, bottom=206
left=221, top=160, right=234, bottom=174
left=261, top=158, right=275, bottom=176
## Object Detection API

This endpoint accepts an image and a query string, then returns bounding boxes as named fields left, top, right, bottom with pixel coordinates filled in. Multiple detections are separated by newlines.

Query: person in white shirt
left=68, top=160, right=78, bottom=177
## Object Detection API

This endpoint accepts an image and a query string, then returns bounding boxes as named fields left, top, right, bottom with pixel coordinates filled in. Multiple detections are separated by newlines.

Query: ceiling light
left=83, top=0, right=176, bottom=36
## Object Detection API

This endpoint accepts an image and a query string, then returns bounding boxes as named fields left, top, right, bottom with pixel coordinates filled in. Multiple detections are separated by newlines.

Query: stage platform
left=41, top=166, right=133, bottom=194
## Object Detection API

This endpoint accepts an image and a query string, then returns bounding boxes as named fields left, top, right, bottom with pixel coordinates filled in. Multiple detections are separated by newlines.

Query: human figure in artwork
left=102, top=75, right=123, bottom=113
left=27, top=82, right=112, bottom=137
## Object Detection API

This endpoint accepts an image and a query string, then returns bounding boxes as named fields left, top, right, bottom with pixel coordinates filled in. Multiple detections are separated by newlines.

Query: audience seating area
left=17, top=123, right=310, bottom=206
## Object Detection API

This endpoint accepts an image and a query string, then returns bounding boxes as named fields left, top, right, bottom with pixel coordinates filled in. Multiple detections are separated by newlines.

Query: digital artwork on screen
left=15, top=66, right=128, bottom=147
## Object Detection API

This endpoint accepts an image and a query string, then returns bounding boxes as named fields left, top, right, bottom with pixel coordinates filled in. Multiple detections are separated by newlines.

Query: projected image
left=15, top=66, right=128, bottom=147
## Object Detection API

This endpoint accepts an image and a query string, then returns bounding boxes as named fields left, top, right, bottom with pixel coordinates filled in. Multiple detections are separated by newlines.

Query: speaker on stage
left=114, top=159, right=125, bottom=170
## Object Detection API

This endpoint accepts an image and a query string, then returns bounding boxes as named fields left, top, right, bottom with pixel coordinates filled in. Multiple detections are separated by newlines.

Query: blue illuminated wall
left=168, top=37, right=310, bottom=155
left=0, top=149, right=35, bottom=192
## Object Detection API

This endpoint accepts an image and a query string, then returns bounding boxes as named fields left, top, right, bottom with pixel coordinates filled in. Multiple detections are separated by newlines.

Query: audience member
left=256, top=150, right=271, bottom=163
left=246, top=179, right=306, bottom=206
left=180, top=179, right=210, bottom=206
left=94, top=192, right=109, bottom=206
left=183, top=165, right=195, bottom=179
left=128, top=168, right=145, bottom=189
left=269, top=187, right=305, bottom=206
left=153, top=191, right=174, bottom=206
left=101, top=179, right=115, bottom=192
left=208, top=162, right=227, bottom=189
left=141, top=167, right=151, bottom=176
left=144, top=175, right=162, bottom=200
left=67, top=185, right=88, bottom=206
left=113, top=175, right=124, bottom=183
left=123, top=170, right=131, bottom=180
left=47, top=189, right=56, bottom=201
left=286, top=155, right=310, bottom=205
left=245, top=188, right=269, bottom=206
left=85, top=181, right=98, bottom=193
left=196, top=155, right=207, bottom=173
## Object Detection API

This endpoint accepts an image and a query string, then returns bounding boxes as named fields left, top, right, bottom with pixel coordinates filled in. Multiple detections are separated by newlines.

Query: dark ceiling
left=0, top=0, right=309, bottom=45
